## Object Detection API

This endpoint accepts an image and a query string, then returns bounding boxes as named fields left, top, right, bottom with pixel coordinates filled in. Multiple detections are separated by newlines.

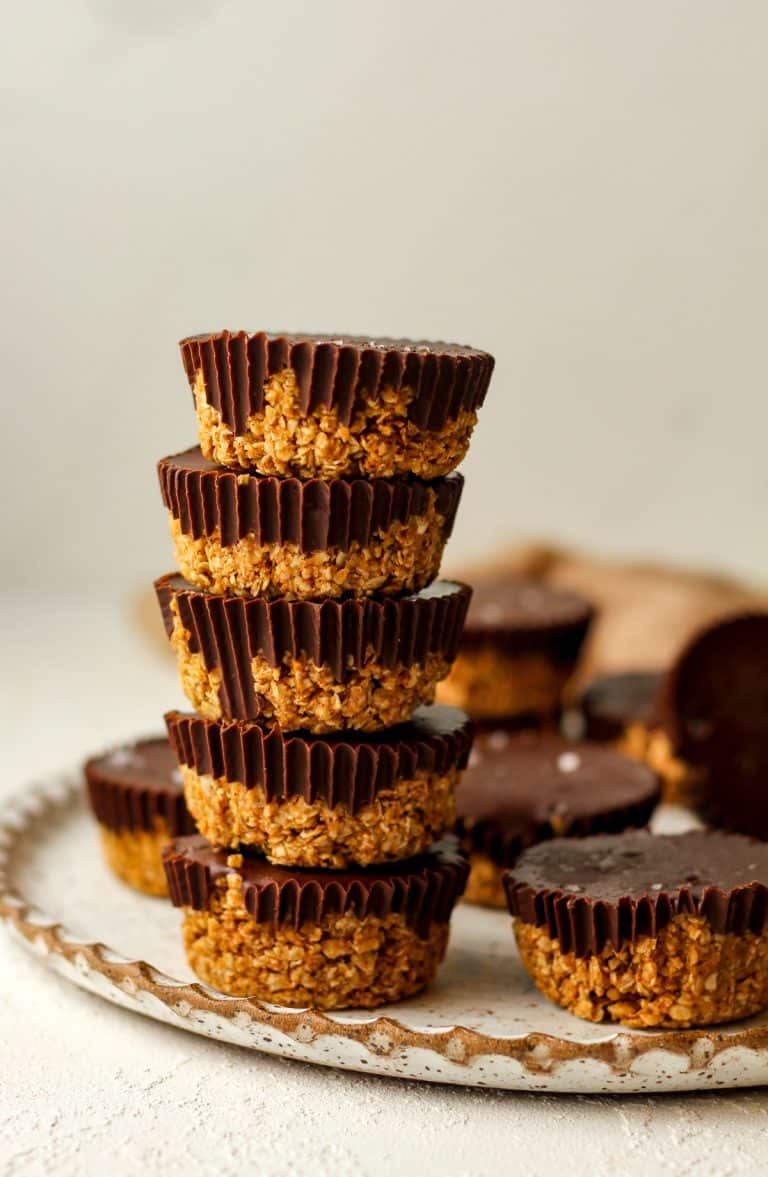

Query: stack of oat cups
left=155, top=331, right=494, bottom=1009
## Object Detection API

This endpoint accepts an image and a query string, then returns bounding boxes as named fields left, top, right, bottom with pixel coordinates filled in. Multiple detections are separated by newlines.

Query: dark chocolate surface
left=166, top=706, right=473, bottom=811
left=84, top=736, right=195, bottom=837
left=456, top=732, right=660, bottom=867
left=155, top=574, right=471, bottom=722
left=180, top=331, right=494, bottom=431
left=656, top=613, right=768, bottom=837
left=580, top=671, right=663, bottom=743
left=506, top=830, right=768, bottom=956
left=163, top=835, right=469, bottom=936
left=158, top=447, right=463, bottom=549
left=460, top=578, right=594, bottom=661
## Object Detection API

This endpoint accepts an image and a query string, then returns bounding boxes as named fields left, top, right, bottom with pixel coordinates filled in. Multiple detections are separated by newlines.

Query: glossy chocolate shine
left=506, top=830, right=768, bottom=954
left=158, top=447, right=463, bottom=549
left=84, top=736, right=195, bottom=837
left=165, top=705, right=473, bottom=811
left=163, top=835, right=469, bottom=936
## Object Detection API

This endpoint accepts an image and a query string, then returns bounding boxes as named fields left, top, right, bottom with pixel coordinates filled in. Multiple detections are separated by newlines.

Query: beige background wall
left=3, top=0, right=767, bottom=592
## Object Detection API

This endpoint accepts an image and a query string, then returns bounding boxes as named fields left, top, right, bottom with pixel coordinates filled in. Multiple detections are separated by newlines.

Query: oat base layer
left=515, top=913, right=768, bottom=1028
left=438, top=650, right=570, bottom=720
left=462, top=853, right=509, bottom=909
left=99, top=823, right=170, bottom=897
left=194, top=368, right=477, bottom=479
left=170, top=605, right=448, bottom=732
left=182, top=765, right=457, bottom=868
left=182, top=875, right=450, bottom=1008
left=168, top=507, right=447, bottom=599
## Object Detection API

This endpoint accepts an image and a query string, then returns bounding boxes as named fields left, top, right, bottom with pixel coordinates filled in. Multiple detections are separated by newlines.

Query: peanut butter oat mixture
left=168, top=501, right=448, bottom=599
left=99, top=822, right=171, bottom=897
left=195, top=369, right=477, bottom=480
left=182, top=874, right=449, bottom=1008
left=515, top=914, right=768, bottom=1029
left=182, top=764, right=458, bottom=868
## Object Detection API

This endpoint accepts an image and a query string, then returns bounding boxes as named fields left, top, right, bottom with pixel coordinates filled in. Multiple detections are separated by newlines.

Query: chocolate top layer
left=456, top=732, right=660, bottom=866
left=156, top=575, right=471, bottom=714
left=163, top=835, right=469, bottom=936
left=656, top=613, right=768, bottom=836
left=158, top=447, right=463, bottom=549
left=460, top=579, right=594, bottom=660
left=580, top=671, right=663, bottom=743
left=506, top=830, right=768, bottom=955
left=657, top=613, right=768, bottom=761
left=84, top=736, right=195, bottom=837
left=166, top=705, right=473, bottom=811
left=180, top=330, right=494, bottom=431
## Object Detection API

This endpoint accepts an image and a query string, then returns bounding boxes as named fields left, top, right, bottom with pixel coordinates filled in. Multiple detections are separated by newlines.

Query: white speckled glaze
left=2, top=772, right=768, bottom=1093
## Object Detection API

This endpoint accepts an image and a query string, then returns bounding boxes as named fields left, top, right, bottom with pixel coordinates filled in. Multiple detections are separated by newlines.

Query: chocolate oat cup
left=163, top=835, right=469, bottom=1008
left=165, top=706, right=473, bottom=868
left=180, top=331, right=494, bottom=479
left=579, top=671, right=692, bottom=804
left=155, top=574, right=471, bottom=733
left=158, top=447, right=463, bottom=599
left=438, top=579, right=594, bottom=724
left=506, top=830, right=768, bottom=1029
left=656, top=612, right=768, bottom=835
left=84, top=736, right=196, bottom=896
left=457, top=731, right=660, bottom=909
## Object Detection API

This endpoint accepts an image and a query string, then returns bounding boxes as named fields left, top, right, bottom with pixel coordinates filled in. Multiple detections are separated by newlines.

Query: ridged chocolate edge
left=165, top=709, right=473, bottom=812
left=459, top=609, right=594, bottom=663
left=155, top=575, right=472, bottom=722
left=158, top=451, right=464, bottom=550
left=163, top=837, right=470, bottom=937
left=180, top=331, right=495, bottom=431
left=84, top=764, right=196, bottom=838
left=505, top=877, right=768, bottom=958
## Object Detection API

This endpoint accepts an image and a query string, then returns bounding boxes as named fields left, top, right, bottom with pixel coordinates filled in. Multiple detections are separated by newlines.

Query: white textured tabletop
left=4, top=592, right=768, bottom=1177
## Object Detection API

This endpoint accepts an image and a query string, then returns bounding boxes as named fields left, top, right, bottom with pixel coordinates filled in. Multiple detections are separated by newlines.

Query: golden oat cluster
left=150, top=330, right=495, bottom=1008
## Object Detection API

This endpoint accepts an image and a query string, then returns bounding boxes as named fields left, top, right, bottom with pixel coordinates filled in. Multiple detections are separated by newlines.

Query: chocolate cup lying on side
left=163, top=835, right=469, bottom=1008
left=438, top=579, right=593, bottom=724
left=456, top=731, right=661, bottom=909
left=155, top=574, right=471, bottom=733
left=165, top=706, right=473, bottom=868
left=505, top=830, right=768, bottom=1029
left=180, top=331, right=494, bottom=480
left=579, top=671, right=693, bottom=804
left=158, top=447, right=463, bottom=599
left=655, top=612, right=768, bottom=836
left=84, top=736, right=196, bottom=896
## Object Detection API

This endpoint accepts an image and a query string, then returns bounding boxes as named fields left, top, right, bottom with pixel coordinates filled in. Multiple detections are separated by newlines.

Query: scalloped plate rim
left=2, top=770, right=768, bottom=1092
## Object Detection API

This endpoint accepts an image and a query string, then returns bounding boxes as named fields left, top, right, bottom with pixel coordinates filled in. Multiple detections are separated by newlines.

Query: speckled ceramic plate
left=2, top=772, right=768, bottom=1093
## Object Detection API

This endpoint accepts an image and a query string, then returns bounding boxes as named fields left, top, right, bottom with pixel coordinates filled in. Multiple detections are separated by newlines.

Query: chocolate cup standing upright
left=457, top=731, right=661, bottom=909
left=163, top=836, right=469, bottom=1008
left=579, top=671, right=692, bottom=804
left=165, top=706, right=473, bottom=868
left=506, top=830, right=768, bottom=1029
left=438, top=579, right=594, bottom=723
left=655, top=613, right=768, bottom=836
left=158, top=448, right=463, bottom=599
left=180, top=331, right=494, bottom=479
left=155, top=574, right=471, bottom=734
left=84, top=736, right=196, bottom=896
